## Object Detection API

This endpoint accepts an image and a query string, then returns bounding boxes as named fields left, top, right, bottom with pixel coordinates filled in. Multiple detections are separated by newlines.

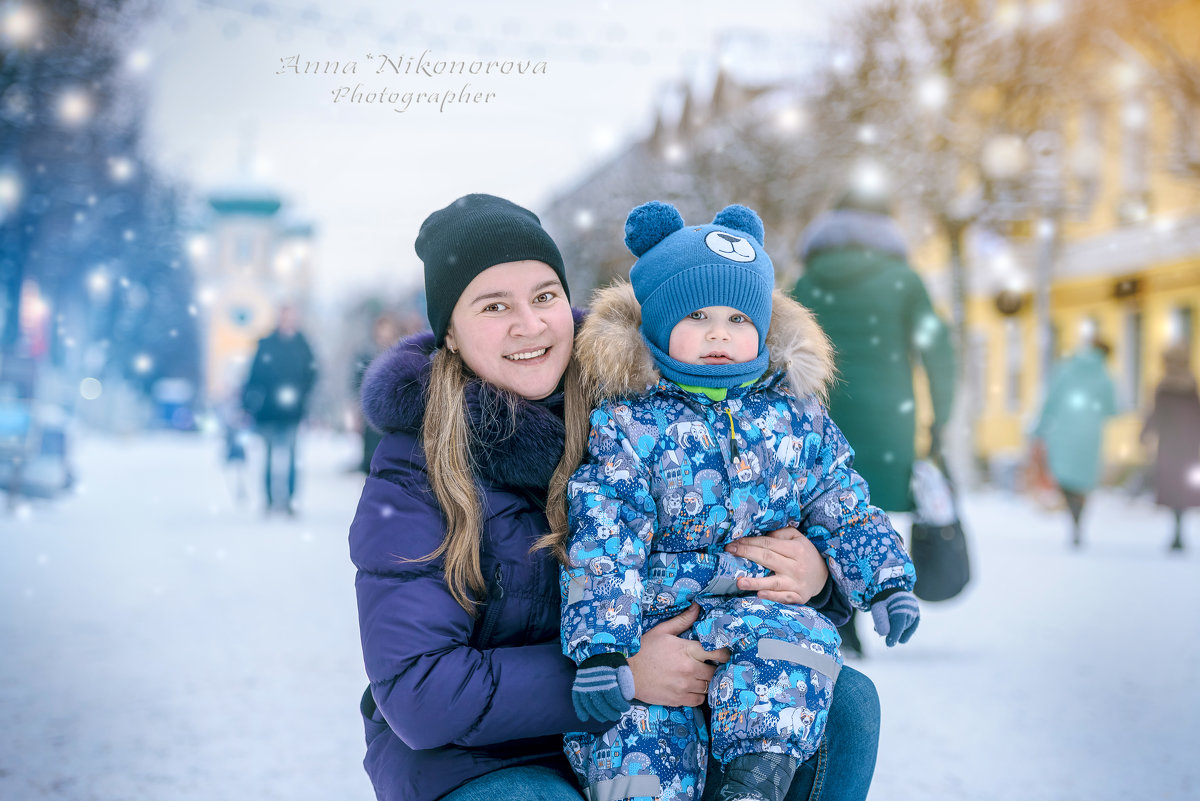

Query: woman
left=1032, top=339, right=1117, bottom=548
left=790, top=190, right=955, bottom=656
left=349, top=194, right=880, bottom=801
left=1141, top=343, right=1200, bottom=552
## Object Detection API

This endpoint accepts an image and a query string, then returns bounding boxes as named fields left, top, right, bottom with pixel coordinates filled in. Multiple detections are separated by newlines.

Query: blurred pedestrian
left=217, top=394, right=250, bottom=503
left=241, top=304, right=318, bottom=516
left=1031, top=339, right=1117, bottom=548
left=791, top=189, right=955, bottom=656
left=352, top=312, right=404, bottom=474
left=1140, top=343, right=1200, bottom=552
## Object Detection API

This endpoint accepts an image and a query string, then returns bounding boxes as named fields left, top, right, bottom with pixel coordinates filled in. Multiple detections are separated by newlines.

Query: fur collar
left=576, top=282, right=835, bottom=402
left=360, top=330, right=567, bottom=491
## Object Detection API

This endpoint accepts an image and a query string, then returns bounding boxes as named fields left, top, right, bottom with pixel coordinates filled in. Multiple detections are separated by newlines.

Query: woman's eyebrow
left=468, top=289, right=512, bottom=305
left=469, top=280, right=561, bottom=305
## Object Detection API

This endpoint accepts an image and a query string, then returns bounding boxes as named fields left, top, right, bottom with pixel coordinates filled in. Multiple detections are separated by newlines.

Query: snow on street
left=1, top=429, right=1197, bottom=800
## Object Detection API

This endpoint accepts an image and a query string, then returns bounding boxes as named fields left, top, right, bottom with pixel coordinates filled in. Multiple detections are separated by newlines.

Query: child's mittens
left=572, top=653, right=635, bottom=722
left=870, top=590, right=920, bottom=647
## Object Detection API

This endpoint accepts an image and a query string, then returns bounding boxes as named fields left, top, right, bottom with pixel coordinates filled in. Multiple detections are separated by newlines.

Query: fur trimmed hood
left=799, top=209, right=908, bottom=262
left=359, top=330, right=568, bottom=492
left=576, top=281, right=835, bottom=402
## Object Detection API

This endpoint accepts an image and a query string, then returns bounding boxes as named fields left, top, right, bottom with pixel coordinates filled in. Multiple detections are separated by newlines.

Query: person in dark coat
left=241, top=304, right=318, bottom=515
left=790, top=190, right=955, bottom=655
left=348, top=194, right=883, bottom=801
left=1141, top=343, right=1200, bottom=551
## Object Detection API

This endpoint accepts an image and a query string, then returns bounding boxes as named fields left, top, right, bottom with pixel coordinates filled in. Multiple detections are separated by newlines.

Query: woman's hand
left=725, top=526, right=829, bottom=605
left=627, top=605, right=729, bottom=708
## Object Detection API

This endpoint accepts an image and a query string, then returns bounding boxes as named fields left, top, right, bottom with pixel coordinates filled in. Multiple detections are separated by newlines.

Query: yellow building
left=186, top=185, right=316, bottom=406
left=962, top=0, right=1200, bottom=479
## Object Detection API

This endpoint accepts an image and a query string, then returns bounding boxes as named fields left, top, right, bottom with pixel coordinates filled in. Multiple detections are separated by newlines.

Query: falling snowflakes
left=1, top=2, right=39, bottom=46
left=56, top=87, right=93, bottom=126
left=79, top=377, right=102, bottom=400
left=913, top=314, right=942, bottom=349
left=276, top=385, right=299, bottom=408
left=899, top=400, right=914, bottom=413
left=0, top=170, right=21, bottom=210
left=108, top=157, right=135, bottom=182
left=916, top=73, right=950, bottom=110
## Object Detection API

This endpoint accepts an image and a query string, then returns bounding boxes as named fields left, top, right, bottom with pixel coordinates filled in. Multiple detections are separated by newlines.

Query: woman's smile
left=505, top=347, right=549, bottom=361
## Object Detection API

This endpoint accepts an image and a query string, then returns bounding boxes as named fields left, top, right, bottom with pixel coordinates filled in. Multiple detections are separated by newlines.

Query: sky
left=136, top=0, right=850, bottom=308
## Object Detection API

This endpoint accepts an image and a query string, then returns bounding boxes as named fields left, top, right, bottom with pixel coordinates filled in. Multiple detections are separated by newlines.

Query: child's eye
left=730, top=314, right=749, bottom=324
left=534, top=292, right=556, bottom=304
left=688, top=311, right=706, bottom=320
left=483, top=302, right=508, bottom=313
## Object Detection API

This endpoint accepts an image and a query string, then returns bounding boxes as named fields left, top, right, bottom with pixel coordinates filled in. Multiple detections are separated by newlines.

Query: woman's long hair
left=421, top=346, right=592, bottom=614
left=540, top=357, right=592, bottom=565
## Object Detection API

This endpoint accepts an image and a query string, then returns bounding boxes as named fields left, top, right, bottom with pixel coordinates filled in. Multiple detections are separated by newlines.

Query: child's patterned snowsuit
left=560, top=285, right=915, bottom=801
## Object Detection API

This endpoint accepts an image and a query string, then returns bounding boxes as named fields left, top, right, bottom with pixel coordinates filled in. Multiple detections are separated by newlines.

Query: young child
left=557, top=202, right=919, bottom=801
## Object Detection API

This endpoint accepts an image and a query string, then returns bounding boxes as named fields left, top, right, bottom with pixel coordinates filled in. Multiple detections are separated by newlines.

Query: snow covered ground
left=1, top=429, right=1197, bottom=800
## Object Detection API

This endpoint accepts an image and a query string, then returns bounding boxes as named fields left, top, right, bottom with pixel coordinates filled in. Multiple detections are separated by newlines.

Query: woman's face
left=445, top=260, right=574, bottom=400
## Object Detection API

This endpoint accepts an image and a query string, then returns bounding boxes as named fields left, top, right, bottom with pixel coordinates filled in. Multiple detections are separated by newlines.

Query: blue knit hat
left=626, top=201, right=774, bottom=388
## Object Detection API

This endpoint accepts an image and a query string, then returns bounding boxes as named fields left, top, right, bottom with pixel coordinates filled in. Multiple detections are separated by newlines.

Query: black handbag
left=909, top=458, right=971, bottom=602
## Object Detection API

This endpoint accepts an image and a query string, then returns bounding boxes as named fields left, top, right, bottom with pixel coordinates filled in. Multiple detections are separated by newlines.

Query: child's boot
left=715, top=752, right=801, bottom=801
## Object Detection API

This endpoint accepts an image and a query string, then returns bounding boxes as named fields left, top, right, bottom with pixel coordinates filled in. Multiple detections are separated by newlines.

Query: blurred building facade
left=186, top=185, right=316, bottom=406
left=964, top=0, right=1200, bottom=480
left=545, top=0, right=1200, bottom=486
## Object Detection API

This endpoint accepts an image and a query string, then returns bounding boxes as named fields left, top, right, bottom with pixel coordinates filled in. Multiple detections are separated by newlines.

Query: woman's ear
left=444, top=328, right=458, bottom=354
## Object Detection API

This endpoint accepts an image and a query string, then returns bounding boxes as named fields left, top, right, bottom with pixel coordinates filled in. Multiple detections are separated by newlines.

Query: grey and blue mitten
left=572, top=653, right=635, bottom=722
left=870, top=590, right=920, bottom=647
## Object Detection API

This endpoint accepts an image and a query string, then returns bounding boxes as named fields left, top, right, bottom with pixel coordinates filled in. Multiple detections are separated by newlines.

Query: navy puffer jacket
left=350, top=330, right=601, bottom=801
left=350, top=328, right=853, bottom=801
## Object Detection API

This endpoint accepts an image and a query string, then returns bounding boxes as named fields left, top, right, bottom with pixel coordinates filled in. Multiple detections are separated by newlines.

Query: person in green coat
left=1032, top=341, right=1118, bottom=548
left=791, top=192, right=956, bottom=655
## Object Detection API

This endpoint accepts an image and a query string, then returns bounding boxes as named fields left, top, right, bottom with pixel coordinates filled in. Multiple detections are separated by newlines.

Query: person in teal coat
left=791, top=195, right=956, bottom=514
left=791, top=191, right=955, bottom=655
left=1032, top=341, right=1118, bottom=547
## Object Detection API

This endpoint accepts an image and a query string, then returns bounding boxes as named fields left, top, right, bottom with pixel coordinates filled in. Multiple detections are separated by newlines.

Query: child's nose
left=708, top=324, right=730, bottom=340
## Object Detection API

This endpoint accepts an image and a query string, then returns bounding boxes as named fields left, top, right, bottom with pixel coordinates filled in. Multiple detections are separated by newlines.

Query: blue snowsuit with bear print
left=561, top=293, right=916, bottom=801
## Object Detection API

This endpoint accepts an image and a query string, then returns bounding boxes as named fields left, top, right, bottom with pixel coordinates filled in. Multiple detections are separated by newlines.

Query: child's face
left=667, top=306, right=759, bottom=366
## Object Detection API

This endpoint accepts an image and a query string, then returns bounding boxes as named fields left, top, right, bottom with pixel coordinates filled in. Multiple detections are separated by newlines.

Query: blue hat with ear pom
left=626, top=201, right=774, bottom=388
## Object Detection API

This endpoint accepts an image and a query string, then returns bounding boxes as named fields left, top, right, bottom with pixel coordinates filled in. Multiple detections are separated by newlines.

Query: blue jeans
left=441, top=666, right=879, bottom=801
left=440, top=764, right=583, bottom=801
left=258, top=421, right=298, bottom=507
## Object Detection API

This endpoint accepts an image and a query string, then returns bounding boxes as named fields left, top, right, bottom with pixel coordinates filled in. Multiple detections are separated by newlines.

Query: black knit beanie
left=416, top=194, right=569, bottom=346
